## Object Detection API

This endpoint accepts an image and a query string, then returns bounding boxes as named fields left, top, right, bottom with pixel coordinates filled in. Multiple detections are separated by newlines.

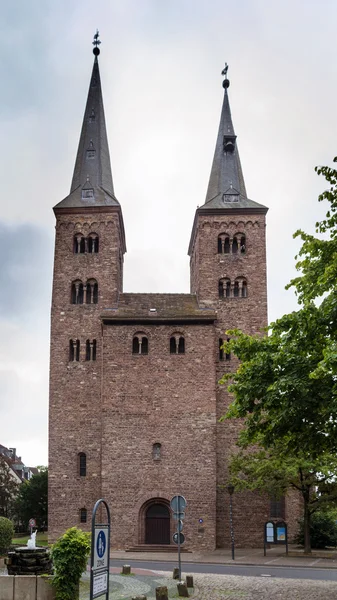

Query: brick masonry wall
left=49, top=210, right=123, bottom=541
left=189, top=211, right=300, bottom=547
left=100, top=322, right=217, bottom=551
left=49, top=205, right=301, bottom=549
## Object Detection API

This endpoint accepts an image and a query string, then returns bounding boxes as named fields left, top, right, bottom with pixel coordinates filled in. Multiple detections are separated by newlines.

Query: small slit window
left=78, top=453, right=86, bottom=477
left=225, top=338, right=231, bottom=361
left=69, top=339, right=75, bottom=362
left=219, top=338, right=224, bottom=361
left=152, top=443, right=161, bottom=460
left=80, top=507, right=87, bottom=523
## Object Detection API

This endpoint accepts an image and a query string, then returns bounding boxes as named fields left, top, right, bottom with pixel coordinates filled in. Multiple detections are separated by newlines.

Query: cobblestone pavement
left=190, top=572, right=337, bottom=600
left=79, top=568, right=337, bottom=600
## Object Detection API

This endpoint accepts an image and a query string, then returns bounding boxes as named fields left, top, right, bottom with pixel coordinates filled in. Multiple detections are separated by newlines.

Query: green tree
left=220, top=158, right=337, bottom=552
left=16, top=468, right=48, bottom=530
left=0, top=455, right=20, bottom=518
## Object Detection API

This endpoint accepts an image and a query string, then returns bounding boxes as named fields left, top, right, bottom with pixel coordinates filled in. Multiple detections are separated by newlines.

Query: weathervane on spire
left=92, top=30, right=101, bottom=56
left=221, top=62, right=230, bottom=89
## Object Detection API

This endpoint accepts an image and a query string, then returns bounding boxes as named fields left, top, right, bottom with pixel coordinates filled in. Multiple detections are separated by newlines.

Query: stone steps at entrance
left=126, top=545, right=189, bottom=553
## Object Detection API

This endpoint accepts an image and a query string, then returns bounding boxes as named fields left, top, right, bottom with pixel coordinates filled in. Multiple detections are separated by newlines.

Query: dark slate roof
left=102, top=293, right=216, bottom=323
left=54, top=56, right=119, bottom=210
left=202, top=83, right=267, bottom=212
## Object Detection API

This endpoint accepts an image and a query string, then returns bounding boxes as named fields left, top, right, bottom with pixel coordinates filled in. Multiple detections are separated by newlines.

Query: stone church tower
left=49, top=38, right=293, bottom=549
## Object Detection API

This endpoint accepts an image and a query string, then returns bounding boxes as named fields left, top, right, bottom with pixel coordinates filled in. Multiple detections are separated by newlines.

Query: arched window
left=178, top=337, right=185, bottom=354
left=217, top=234, right=230, bottom=254
left=88, top=233, right=99, bottom=254
left=71, top=281, right=84, bottom=304
left=170, top=334, right=185, bottom=354
left=132, top=334, right=148, bottom=355
left=74, top=234, right=85, bottom=254
left=219, top=278, right=231, bottom=298
left=86, top=279, right=98, bottom=304
left=86, top=339, right=97, bottom=361
left=152, top=443, right=161, bottom=460
left=80, top=507, right=87, bottom=523
left=233, top=232, right=246, bottom=254
left=234, top=277, right=248, bottom=298
left=78, top=453, right=86, bottom=477
left=170, top=337, right=176, bottom=354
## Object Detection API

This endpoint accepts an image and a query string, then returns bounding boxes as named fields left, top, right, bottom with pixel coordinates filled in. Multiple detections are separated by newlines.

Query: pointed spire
left=55, top=32, right=119, bottom=209
left=201, top=66, right=265, bottom=211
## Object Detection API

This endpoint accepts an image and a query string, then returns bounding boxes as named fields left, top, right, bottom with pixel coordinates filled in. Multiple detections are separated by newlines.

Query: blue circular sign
left=96, top=530, right=106, bottom=558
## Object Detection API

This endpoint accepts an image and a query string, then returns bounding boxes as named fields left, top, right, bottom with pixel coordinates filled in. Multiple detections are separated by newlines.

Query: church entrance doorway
left=145, top=503, right=170, bottom=544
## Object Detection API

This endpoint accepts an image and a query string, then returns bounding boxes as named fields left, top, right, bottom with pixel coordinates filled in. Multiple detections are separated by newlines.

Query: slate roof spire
left=54, top=31, right=119, bottom=209
left=200, top=66, right=266, bottom=211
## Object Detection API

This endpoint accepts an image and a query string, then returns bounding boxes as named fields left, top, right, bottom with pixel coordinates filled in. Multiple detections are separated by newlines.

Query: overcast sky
left=0, top=0, right=336, bottom=466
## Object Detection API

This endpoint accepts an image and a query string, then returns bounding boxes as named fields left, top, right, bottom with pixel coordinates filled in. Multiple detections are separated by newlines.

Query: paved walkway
left=110, top=544, right=337, bottom=569
left=79, top=556, right=337, bottom=600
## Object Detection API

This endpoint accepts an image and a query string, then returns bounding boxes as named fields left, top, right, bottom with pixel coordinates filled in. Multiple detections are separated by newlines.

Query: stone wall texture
left=49, top=205, right=300, bottom=549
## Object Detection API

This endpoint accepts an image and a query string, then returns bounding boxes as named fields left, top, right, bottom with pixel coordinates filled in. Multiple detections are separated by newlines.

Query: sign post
left=170, top=495, right=187, bottom=581
left=264, top=520, right=288, bottom=556
left=90, top=499, right=111, bottom=600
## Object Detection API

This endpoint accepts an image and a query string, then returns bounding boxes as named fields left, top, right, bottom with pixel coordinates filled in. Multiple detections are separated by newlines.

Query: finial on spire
left=92, top=30, right=101, bottom=56
left=221, top=62, right=230, bottom=89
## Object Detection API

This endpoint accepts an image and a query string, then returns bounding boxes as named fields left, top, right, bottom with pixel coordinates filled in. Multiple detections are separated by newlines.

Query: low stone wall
left=0, top=575, right=55, bottom=600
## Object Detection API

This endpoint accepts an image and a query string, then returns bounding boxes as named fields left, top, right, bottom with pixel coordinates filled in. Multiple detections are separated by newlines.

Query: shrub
left=0, top=517, right=14, bottom=554
left=295, top=511, right=337, bottom=549
left=51, top=527, right=90, bottom=600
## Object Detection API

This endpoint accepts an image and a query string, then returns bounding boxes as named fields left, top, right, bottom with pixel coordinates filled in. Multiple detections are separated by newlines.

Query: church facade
left=48, top=41, right=297, bottom=550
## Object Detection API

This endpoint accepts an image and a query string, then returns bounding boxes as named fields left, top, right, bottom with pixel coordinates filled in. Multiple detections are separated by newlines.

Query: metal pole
left=177, top=497, right=181, bottom=580
left=229, top=494, right=235, bottom=560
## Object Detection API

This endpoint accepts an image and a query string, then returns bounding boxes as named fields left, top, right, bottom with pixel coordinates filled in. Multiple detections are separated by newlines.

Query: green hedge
left=295, top=511, right=337, bottom=549
left=51, top=527, right=90, bottom=600
left=0, top=517, right=14, bottom=554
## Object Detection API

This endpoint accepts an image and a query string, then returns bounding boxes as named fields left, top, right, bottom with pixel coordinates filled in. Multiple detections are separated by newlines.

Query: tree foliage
left=15, top=468, right=48, bottom=530
left=220, top=158, right=337, bottom=552
left=51, top=527, right=90, bottom=600
left=0, top=516, right=14, bottom=554
left=295, top=511, right=337, bottom=549
left=0, top=455, right=20, bottom=519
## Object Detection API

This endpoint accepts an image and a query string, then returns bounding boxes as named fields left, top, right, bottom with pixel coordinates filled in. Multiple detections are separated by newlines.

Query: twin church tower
left=49, top=36, right=287, bottom=549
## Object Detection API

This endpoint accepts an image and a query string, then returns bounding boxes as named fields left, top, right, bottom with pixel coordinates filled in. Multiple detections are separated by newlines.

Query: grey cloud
left=0, top=223, right=53, bottom=321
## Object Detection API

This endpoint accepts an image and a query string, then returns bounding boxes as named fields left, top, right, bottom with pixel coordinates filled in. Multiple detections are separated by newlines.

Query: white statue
left=27, top=530, right=37, bottom=549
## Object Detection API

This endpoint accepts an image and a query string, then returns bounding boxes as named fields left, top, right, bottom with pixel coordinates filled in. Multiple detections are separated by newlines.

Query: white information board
left=93, top=572, right=108, bottom=598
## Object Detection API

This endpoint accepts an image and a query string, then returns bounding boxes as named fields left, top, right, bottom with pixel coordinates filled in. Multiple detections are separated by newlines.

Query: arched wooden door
left=145, top=503, right=170, bottom=544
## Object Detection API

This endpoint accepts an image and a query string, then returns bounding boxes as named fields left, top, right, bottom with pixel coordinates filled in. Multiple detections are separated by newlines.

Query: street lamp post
left=227, top=484, right=235, bottom=560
